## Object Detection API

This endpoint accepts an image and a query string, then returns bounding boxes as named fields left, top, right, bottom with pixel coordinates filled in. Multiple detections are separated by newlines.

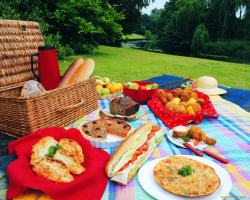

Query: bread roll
left=56, top=58, right=84, bottom=88
left=67, top=58, right=95, bottom=85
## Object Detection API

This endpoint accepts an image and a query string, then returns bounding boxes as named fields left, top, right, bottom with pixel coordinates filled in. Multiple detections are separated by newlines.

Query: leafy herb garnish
left=45, top=145, right=63, bottom=158
left=178, top=165, right=193, bottom=177
left=182, top=132, right=192, bottom=141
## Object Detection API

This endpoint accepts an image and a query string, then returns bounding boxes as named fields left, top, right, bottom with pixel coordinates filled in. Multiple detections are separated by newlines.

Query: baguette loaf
left=56, top=58, right=84, bottom=88
left=67, top=59, right=95, bottom=85
left=56, top=58, right=95, bottom=88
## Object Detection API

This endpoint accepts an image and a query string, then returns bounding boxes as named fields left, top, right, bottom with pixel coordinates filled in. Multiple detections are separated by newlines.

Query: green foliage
left=145, top=30, right=152, bottom=40
left=201, top=40, right=250, bottom=63
left=191, top=24, right=209, bottom=54
left=156, top=0, right=250, bottom=61
left=157, top=0, right=191, bottom=56
left=176, top=0, right=205, bottom=33
left=52, top=0, right=124, bottom=53
left=0, top=0, right=124, bottom=58
left=135, top=8, right=163, bottom=35
left=109, top=0, right=154, bottom=34
left=43, top=33, right=75, bottom=60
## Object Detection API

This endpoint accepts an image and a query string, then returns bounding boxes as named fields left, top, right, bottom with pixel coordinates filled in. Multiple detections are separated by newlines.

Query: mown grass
left=58, top=46, right=250, bottom=89
left=122, top=34, right=145, bottom=39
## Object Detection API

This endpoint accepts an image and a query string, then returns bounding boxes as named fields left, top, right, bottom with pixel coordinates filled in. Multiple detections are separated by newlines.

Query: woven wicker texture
left=0, top=20, right=44, bottom=87
left=0, top=20, right=98, bottom=137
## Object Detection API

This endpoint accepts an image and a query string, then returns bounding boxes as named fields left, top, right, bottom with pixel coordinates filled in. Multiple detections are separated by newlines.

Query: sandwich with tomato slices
left=105, top=122, right=165, bottom=185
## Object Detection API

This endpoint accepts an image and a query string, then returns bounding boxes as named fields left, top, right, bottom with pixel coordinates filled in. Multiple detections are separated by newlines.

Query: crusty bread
left=105, top=122, right=155, bottom=178
left=110, top=96, right=139, bottom=116
left=56, top=58, right=84, bottom=88
left=67, top=58, right=95, bottom=85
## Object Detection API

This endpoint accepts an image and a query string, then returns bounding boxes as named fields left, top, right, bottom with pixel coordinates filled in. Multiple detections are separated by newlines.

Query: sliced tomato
left=151, top=126, right=161, bottom=132
left=118, top=163, right=130, bottom=172
left=187, top=138, right=200, bottom=146
left=147, top=132, right=155, bottom=141
left=134, top=149, right=143, bottom=156
left=141, top=142, right=149, bottom=151
left=129, top=154, right=137, bottom=163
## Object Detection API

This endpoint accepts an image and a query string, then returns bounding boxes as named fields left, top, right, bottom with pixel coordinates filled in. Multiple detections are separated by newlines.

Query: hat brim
left=197, top=88, right=227, bottom=95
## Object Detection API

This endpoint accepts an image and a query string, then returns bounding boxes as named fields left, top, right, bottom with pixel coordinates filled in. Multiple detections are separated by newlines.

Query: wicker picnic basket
left=0, top=19, right=98, bottom=138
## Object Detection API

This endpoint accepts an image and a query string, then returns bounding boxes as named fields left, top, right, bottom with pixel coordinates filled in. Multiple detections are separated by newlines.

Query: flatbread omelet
left=153, top=156, right=220, bottom=197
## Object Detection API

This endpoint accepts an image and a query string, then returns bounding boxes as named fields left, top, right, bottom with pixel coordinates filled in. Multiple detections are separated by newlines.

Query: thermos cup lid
left=38, top=46, right=55, bottom=50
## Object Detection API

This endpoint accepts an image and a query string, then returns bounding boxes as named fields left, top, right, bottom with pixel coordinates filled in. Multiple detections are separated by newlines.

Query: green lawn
left=58, top=46, right=250, bottom=89
left=122, top=34, right=146, bottom=39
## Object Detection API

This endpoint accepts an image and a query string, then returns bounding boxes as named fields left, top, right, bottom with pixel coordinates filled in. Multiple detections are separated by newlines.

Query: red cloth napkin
left=7, top=127, right=110, bottom=200
left=148, top=91, right=219, bottom=129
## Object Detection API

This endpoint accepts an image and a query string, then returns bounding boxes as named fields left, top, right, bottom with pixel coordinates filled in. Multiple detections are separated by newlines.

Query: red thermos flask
left=31, top=46, right=60, bottom=90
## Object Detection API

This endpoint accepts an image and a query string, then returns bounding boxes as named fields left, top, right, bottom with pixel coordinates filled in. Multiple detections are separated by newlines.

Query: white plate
left=167, top=130, right=208, bottom=150
left=138, top=155, right=232, bottom=200
left=78, top=121, right=134, bottom=149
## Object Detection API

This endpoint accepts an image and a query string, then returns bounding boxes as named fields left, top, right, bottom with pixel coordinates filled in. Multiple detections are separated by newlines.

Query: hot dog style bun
left=105, top=122, right=165, bottom=185
left=56, top=58, right=95, bottom=88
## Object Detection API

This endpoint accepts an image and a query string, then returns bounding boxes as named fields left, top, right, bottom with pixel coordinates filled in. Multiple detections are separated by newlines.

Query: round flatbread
left=153, top=156, right=220, bottom=198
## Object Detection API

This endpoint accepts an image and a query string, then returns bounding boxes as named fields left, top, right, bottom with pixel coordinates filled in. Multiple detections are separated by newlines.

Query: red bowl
left=123, top=81, right=159, bottom=104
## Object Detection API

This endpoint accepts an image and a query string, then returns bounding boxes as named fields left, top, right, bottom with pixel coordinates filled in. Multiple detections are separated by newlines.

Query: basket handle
left=56, top=99, right=85, bottom=112
left=31, top=52, right=40, bottom=82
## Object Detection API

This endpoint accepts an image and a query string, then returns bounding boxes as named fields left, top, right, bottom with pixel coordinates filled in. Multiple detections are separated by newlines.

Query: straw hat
left=196, top=76, right=227, bottom=95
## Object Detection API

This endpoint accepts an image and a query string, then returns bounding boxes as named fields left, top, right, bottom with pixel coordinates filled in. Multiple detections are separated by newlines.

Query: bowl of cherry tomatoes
left=123, top=81, right=159, bottom=104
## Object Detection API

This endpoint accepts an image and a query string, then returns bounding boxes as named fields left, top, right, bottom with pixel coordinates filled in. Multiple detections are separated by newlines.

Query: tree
left=145, top=30, right=152, bottom=40
left=176, top=0, right=206, bottom=33
left=0, top=0, right=124, bottom=55
left=191, top=23, right=209, bottom=54
left=205, top=0, right=250, bottom=40
left=52, top=0, right=124, bottom=53
left=157, top=0, right=191, bottom=55
left=109, top=0, right=154, bottom=34
left=157, top=0, right=250, bottom=56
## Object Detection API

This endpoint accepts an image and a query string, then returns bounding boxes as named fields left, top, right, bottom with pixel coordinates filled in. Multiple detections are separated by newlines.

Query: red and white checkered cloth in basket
left=148, top=90, right=219, bottom=129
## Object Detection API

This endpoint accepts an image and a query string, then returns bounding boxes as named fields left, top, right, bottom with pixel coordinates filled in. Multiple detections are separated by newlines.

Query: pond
left=121, top=39, right=163, bottom=53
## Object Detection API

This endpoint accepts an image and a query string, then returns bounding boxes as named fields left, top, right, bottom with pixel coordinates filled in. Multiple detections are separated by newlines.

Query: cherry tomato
left=118, top=163, right=130, bottom=172
left=151, top=126, right=161, bottom=132
left=139, top=85, right=146, bottom=90
left=187, top=138, right=200, bottom=146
